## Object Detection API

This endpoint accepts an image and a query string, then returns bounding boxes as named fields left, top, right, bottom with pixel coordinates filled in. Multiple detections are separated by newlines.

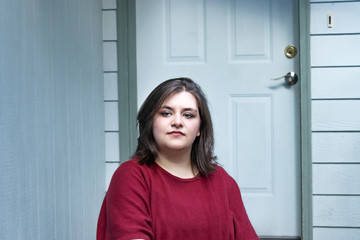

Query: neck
left=155, top=151, right=197, bottom=179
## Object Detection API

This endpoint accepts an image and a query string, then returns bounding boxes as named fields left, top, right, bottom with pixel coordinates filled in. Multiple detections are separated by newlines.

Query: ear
left=197, top=130, right=200, bottom=137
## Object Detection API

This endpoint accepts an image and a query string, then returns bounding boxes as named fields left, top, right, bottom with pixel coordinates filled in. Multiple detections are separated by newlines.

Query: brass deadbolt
left=284, top=45, right=297, bottom=58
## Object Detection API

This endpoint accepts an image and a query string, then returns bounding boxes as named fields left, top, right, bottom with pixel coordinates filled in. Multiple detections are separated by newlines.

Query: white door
left=136, top=0, right=300, bottom=237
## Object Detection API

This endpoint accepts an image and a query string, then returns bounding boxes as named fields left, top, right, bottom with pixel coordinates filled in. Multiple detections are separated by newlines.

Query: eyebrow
left=160, top=105, right=198, bottom=112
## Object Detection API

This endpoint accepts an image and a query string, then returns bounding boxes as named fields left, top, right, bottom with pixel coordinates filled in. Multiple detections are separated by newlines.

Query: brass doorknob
left=284, top=45, right=297, bottom=58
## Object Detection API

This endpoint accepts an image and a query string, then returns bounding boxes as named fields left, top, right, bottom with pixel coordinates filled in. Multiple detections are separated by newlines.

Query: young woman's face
left=153, top=91, right=201, bottom=155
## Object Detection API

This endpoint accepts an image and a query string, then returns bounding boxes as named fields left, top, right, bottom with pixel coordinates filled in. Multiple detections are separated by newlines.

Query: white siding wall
left=310, top=1, right=360, bottom=239
left=102, top=0, right=121, bottom=189
left=0, top=0, right=105, bottom=239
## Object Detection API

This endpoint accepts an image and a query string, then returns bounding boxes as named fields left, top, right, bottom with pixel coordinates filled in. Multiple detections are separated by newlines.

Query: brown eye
left=183, top=112, right=194, bottom=118
left=160, top=111, right=172, bottom=117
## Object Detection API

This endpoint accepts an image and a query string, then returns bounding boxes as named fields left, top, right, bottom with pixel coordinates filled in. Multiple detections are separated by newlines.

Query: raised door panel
left=230, top=94, right=273, bottom=193
left=165, top=0, right=205, bottom=62
left=230, top=0, right=271, bottom=61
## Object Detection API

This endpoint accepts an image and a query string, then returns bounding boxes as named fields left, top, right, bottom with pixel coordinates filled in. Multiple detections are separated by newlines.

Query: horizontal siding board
left=104, top=73, right=118, bottom=101
left=311, top=2, right=360, bottom=34
left=106, top=163, right=120, bottom=190
left=102, top=10, right=117, bottom=40
left=105, top=132, right=120, bottom=162
left=102, top=0, right=116, bottom=9
left=313, top=196, right=360, bottom=227
left=104, top=102, right=119, bottom=131
left=312, top=132, right=360, bottom=163
left=311, top=35, right=360, bottom=67
left=311, top=0, right=359, bottom=2
left=103, top=42, right=118, bottom=71
left=311, top=67, right=360, bottom=99
left=312, top=100, right=360, bottom=131
left=313, top=164, right=360, bottom=194
left=313, top=227, right=360, bottom=240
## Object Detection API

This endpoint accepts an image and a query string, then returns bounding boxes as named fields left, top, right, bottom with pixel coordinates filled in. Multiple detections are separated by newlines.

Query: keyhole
left=284, top=45, right=297, bottom=58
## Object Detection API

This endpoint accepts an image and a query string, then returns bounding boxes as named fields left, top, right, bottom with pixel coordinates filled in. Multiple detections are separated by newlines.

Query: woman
left=97, top=77, right=258, bottom=240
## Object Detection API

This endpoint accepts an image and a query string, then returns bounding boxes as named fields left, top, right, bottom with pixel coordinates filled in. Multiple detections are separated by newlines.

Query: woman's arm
left=226, top=173, right=259, bottom=240
left=97, top=160, right=153, bottom=240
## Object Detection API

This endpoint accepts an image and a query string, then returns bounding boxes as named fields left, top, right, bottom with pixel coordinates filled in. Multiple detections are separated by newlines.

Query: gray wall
left=0, top=0, right=105, bottom=239
left=310, top=0, right=360, bottom=239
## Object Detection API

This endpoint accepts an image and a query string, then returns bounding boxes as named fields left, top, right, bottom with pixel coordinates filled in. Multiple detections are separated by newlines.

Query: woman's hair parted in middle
left=132, top=77, right=217, bottom=176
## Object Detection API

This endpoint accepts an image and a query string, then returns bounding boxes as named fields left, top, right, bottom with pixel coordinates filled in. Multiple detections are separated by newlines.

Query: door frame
left=116, top=0, right=312, bottom=239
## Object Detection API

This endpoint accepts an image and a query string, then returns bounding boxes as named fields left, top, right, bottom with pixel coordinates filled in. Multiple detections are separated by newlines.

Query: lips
left=168, top=131, right=185, bottom=136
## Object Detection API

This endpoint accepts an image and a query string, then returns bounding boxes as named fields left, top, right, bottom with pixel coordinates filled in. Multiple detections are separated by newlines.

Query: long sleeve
left=97, top=161, right=153, bottom=240
left=225, top=174, right=259, bottom=240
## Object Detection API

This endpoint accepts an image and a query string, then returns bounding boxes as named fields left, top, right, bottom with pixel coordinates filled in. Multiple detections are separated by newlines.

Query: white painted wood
left=102, top=1, right=119, bottom=195
left=313, top=196, right=360, bottom=227
left=230, top=0, right=271, bottom=61
left=103, top=10, right=117, bottom=40
left=165, top=0, right=205, bottom=62
left=311, top=35, right=360, bottom=67
left=314, top=228, right=360, bottom=240
left=311, top=67, right=360, bottom=99
left=313, top=164, right=360, bottom=194
left=103, top=42, right=118, bottom=71
left=311, top=2, right=360, bottom=34
left=312, top=132, right=360, bottom=163
left=106, top=162, right=120, bottom=189
left=104, top=73, right=118, bottom=100
left=105, top=102, right=119, bottom=131
left=230, top=95, right=273, bottom=193
left=311, top=0, right=358, bottom=2
left=105, top=132, right=120, bottom=161
left=102, top=0, right=116, bottom=9
left=310, top=0, right=360, bottom=235
left=136, top=0, right=300, bottom=236
left=312, top=100, right=360, bottom=131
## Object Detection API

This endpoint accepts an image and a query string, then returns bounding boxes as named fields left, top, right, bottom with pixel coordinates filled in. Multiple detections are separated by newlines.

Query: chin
left=164, top=145, right=190, bottom=152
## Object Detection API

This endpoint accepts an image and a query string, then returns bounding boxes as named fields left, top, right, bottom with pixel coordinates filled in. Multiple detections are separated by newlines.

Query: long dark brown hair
left=132, top=77, right=217, bottom=176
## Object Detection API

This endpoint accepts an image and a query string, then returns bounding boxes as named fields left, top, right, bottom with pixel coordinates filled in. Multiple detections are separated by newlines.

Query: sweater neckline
left=153, top=162, right=200, bottom=182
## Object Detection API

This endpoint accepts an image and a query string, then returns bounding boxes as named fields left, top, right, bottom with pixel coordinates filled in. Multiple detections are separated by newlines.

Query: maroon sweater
left=97, top=158, right=258, bottom=240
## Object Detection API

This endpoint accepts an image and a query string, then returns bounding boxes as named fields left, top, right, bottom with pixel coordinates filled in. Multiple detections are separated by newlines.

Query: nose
left=171, top=114, right=183, bottom=128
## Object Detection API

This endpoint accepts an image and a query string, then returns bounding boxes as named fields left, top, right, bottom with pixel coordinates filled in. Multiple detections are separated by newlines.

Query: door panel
left=230, top=0, right=271, bottom=60
left=136, top=0, right=300, bottom=237
left=165, top=0, right=205, bottom=62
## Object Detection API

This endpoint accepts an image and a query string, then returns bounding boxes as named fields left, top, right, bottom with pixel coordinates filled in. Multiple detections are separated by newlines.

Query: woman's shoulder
left=210, top=165, right=239, bottom=189
left=211, top=165, right=231, bottom=179
left=118, top=158, right=150, bottom=170
left=111, top=158, right=152, bottom=183
left=118, top=158, right=142, bottom=169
